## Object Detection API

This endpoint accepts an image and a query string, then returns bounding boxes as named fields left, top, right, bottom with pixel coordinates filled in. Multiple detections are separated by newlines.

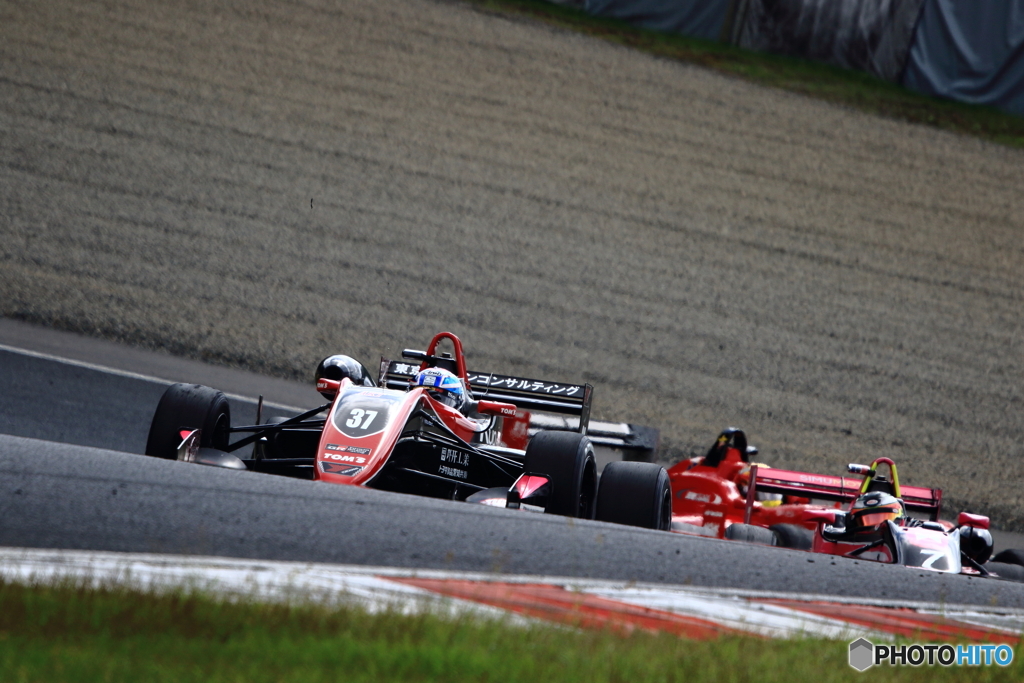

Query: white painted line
left=0, top=546, right=527, bottom=624
left=2, top=547, right=1021, bottom=639
left=0, top=343, right=307, bottom=413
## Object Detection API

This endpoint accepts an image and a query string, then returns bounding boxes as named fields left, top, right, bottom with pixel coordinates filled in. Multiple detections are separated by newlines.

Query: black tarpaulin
left=731, top=0, right=926, bottom=82
left=902, top=0, right=1024, bottom=116
left=584, top=0, right=732, bottom=42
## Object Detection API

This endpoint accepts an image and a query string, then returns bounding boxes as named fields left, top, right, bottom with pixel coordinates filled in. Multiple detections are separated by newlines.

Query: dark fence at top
left=583, top=0, right=731, bottom=42
left=902, top=0, right=1024, bottom=116
left=729, top=0, right=925, bottom=83
left=580, top=0, right=1024, bottom=117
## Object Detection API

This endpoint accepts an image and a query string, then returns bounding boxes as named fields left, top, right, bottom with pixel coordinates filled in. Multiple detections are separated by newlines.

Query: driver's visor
left=856, top=511, right=899, bottom=527
left=426, top=388, right=458, bottom=407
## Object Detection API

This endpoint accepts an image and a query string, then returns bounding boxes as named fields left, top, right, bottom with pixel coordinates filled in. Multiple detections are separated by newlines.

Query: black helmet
left=959, top=525, right=994, bottom=565
left=314, top=355, right=374, bottom=398
left=703, top=428, right=749, bottom=468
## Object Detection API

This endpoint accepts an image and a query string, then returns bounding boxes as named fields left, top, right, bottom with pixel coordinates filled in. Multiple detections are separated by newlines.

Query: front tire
left=595, top=461, right=672, bottom=530
left=523, top=431, right=597, bottom=519
left=145, top=383, right=231, bottom=459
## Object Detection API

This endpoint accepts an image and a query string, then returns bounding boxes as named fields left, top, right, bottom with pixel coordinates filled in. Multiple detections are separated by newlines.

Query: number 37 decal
left=345, top=409, right=378, bottom=430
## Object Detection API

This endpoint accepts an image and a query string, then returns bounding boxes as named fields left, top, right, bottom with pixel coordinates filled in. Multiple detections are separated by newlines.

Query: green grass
left=2, top=579, right=1023, bottom=682
left=463, top=0, right=1024, bottom=148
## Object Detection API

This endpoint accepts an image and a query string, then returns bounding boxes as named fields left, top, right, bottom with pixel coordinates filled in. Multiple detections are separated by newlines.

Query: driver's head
left=849, top=492, right=904, bottom=530
left=414, top=368, right=465, bottom=410
left=703, top=428, right=748, bottom=468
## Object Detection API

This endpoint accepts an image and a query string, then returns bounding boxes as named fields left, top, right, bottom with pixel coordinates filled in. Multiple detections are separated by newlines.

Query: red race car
left=667, top=427, right=866, bottom=547
left=144, top=332, right=672, bottom=529
left=668, top=428, right=1024, bottom=579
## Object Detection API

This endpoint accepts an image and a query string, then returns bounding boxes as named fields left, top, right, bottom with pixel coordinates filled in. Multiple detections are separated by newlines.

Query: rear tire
left=523, top=431, right=597, bottom=519
left=595, top=461, right=672, bottom=530
left=991, top=548, right=1024, bottom=566
left=770, top=524, right=813, bottom=550
left=725, top=523, right=777, bottom=546
left=145, top=383, right=231, bottom=460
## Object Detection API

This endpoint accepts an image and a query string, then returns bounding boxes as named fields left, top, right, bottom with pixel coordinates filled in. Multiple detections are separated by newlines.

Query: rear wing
left=380, top=358, right=593, bottom=432
left=379, top=358, right=659, bottom=459
left=754, top=467, right=943, bottom=520
left=528, top=413, right=660, bottom=462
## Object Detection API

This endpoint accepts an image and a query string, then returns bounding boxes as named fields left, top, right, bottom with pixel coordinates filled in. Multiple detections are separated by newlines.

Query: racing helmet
left=315, top=355, right=375, bottom=398
left=414, top=367, right=465, bottom=410
left=703, top=428, right=749, bottom=468
left=959, top=525, right=994, bottom=565
left=848, top=491, right=905, bottom=530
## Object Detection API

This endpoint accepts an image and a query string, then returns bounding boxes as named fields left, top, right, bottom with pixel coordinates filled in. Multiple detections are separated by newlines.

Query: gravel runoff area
left=2, top=1, right=1022, bottom=526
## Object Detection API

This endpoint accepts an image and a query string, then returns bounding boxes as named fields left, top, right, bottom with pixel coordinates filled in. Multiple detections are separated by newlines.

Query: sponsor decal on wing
left=467, top=372, right=582, bottom=396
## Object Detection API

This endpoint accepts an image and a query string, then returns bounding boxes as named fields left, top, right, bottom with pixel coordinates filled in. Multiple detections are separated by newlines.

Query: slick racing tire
left=523, top=431, right=597, bottom=519
left=988, top=549, right=1024, bottom=582
left=725, top=523, right=777, bottom=546
left=145, top=383, right=231, bottom=460
left=985, top=562, right=1024, bottom=582
left=991, top=548, right=1024, bottom=567
left=770, top=524, right=814, bottom=550
left=595, top=461, right=672, bottom=530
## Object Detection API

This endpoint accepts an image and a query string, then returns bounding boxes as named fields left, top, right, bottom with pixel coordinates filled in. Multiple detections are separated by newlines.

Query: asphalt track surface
left=0, top=317, right=318, bottom=456
left=4, top=329, right=1024, bottom=607
left=8, top=432, right=1024, bottom=608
